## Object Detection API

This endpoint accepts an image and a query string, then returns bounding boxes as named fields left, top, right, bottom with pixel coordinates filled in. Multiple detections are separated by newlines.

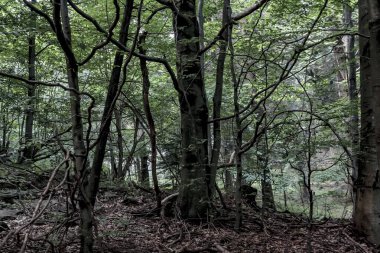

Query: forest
left=0, top=0, right=380, bottom=252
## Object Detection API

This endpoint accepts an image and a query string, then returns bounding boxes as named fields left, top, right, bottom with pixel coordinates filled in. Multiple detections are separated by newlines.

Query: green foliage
left=0, top=0, right=357, bottom=218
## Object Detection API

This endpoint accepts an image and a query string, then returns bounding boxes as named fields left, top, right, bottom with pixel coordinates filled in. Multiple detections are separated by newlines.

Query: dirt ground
left=0, top=189, right=378, bottom=253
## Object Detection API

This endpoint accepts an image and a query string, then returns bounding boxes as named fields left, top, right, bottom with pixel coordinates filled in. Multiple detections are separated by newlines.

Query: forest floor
left=0, top=186, right=378, bottom=253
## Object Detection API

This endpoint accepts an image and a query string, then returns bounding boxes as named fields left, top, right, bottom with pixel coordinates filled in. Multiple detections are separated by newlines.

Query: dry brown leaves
left=0, top=191, right=378, bottom=253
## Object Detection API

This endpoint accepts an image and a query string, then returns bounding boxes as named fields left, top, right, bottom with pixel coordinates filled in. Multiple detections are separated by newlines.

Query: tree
left=80, top=0, right=135, bottom=251
left=354, top=0, right=380, bottom=245
left=138, top=31, right=161, bottom=208
left=20, top=0, right=37, bottom=163
left=156, top=0, right=211, bottom=218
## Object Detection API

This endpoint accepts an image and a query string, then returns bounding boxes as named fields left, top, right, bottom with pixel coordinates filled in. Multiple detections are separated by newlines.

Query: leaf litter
left=0, top=188, right=378, bottom=253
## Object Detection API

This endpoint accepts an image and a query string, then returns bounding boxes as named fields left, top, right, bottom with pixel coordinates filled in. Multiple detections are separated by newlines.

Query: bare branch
left=232, top=0, right=270, bottom=21
left=22, top=0, right=56, bottom=33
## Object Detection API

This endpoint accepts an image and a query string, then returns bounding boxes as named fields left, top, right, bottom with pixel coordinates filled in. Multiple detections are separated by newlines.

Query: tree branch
left=232, top=0, right=270, bottom=21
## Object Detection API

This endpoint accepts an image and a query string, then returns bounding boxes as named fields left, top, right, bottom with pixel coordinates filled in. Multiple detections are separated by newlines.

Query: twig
left=214, top=243, right=230, bottom=253
left=0, top=153, right=71, bottom=250
left=343, top=231, right=370, bottom=253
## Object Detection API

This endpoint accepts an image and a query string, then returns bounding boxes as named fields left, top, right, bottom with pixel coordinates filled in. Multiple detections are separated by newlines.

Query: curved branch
left=22, top=0, right=56, bottom=33
left=70, top=0, right=121, bottom=65
left=65, top=0, right=179, bottom=90
left=232, top=0, right=270, bottom=21
left=0, top=71, right=95, bottom=102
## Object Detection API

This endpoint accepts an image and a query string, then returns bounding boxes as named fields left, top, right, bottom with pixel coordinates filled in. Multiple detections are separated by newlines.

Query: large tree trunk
left=354, top=0, right=380, bottom=245
left=367, top=0, right=380, bottom=244
left=171, top=0, right=211, bottom=218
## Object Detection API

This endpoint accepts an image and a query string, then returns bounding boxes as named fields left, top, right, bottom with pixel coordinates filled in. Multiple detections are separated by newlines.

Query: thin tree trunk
left=138, top=31, right=161, bottom=208
left=197, top=0, right=205, bottom=78
left=140, top=155, right=149, bottom=187
left=234, top=147, right=243, bottom=230
left=230, top=35, right=243, bottom=230
left=109, top=135, right=117, bottom=180
left=22, top=0, right=37, bottom=162
left=210, top=0, right=231, bottom=198
left=80, top=0, right=134, bottom=251
left=259, top=108, right=275, bottom=211
left=123, top=117, right=141, bottom=178
left=224, top=169, right=233, bottom=193
left=114, top=104, right=124, bottom=179
left=342, top=3, right=359, bottom=211
left=53, top=0, right=88, bottom=251
left=1, top=113, right=7, bottom=152
left=261, top=165, right=275, bottom=210
left=343, top=0, right=359, bottom=185
left=136, top=157, right=141, bottom=183
left=197, top=0, right=212, bottom=160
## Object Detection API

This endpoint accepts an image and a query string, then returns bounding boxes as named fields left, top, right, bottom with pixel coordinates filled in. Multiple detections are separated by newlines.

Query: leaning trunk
left=81, top=0, right=134, bottom=251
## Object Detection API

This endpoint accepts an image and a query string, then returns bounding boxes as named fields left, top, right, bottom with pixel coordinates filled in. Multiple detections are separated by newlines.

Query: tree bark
left=169, top=0, right=211, bottom=218
left=354, top=0, right=380, bottom=245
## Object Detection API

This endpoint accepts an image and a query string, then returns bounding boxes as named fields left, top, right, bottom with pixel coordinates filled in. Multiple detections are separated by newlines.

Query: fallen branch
left=214, top=243, right=230, bottom=253
left=343, top=231, right=370, bottom=253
